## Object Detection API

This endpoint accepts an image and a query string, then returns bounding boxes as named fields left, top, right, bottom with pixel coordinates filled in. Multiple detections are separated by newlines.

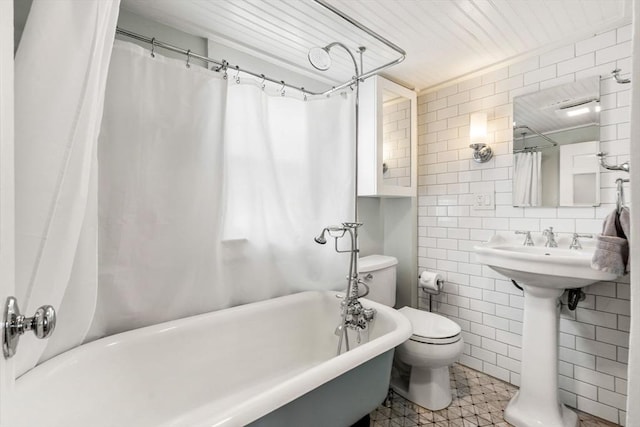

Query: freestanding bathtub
left=14, top=290, right=412, bottom=427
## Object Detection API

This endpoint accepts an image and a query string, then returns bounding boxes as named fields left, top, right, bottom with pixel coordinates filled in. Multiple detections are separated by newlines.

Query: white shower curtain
left=222, top=83, right=355, bottom=305
left=88, top=41, right=353, bottom=339
left=87, top=41, right=229, bottom=338
left=14, top=0, right=120, bottom=376
left=513, top=151, right=542, bottom=207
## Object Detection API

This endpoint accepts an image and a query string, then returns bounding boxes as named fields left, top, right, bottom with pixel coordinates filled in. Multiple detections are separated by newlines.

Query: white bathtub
left=14, top=290, right=411, bottom=427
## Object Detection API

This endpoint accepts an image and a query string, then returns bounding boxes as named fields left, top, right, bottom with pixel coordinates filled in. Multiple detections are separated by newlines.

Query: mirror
left=512, top=76, right=601, bottom=207
left=382, top=90, right=412, bottom=187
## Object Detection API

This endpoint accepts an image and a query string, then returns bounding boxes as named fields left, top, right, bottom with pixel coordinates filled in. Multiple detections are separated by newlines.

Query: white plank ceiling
left=120, top=0, right=631, bottom=93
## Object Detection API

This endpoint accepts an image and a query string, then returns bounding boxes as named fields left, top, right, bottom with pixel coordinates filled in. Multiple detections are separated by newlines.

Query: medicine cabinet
left=512, top=76, right=601, bottom=207
left=358, top=75, right=417, bottom=197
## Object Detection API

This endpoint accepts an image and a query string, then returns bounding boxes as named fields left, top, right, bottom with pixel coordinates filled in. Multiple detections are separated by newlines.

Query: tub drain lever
left=3, top=296, right=56, bottom=359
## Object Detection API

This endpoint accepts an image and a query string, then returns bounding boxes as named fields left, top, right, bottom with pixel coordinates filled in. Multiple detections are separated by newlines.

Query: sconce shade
left=469, top=112, right=492, bottom=163
left=470, top=112, right=487, bottom=143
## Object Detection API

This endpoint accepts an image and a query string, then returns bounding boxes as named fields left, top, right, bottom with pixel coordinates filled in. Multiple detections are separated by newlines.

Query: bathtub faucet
left=341, top=296, right=375, bottom=337
left=314, top=222, right=376, bottom=354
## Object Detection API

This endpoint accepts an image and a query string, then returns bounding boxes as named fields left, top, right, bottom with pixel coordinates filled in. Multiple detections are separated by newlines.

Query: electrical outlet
left=473, top=192, right=494, bottom=210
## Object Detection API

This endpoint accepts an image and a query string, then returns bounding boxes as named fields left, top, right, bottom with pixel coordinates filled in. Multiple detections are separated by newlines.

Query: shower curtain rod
left=513, top=125, right=559, bottom=147
left=116, top=28, right=316, bottom=96
left=513, top=145, right=554, bottom=153
left=115, top=1, right=405, bottom=97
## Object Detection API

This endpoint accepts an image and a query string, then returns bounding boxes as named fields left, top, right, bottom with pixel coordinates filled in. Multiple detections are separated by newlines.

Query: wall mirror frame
left=512, top=76, right=601, bottom=207
left=359, top=75, right=417, bottom=198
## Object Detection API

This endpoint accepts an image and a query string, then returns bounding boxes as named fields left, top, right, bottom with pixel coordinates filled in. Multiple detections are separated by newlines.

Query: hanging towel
left=591, top=207, right=630, bottom=276
left=619, top=207, right=630, bottom=272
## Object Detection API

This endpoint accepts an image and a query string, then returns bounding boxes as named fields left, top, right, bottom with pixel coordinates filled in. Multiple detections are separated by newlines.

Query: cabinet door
left=358, top=76, right=417, bottom=198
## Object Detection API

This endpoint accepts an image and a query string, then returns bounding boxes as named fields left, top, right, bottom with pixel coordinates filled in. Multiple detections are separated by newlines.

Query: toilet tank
left=358, top=255, right=398, bottom=307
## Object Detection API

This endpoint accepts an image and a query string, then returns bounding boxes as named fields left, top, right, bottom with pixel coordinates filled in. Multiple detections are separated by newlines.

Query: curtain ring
left=301, top=88, right=307, bottom=101
left=260, top=74, right=266, bottom=90
left=280, top=81, right=286, bottom=97
left=185, top=50, right=191, bottom=69
left=213, top=60, right=229, bottom=79
left=150, top=37, right=156, bottom=58
left=234, top=66, right=241, bottom=84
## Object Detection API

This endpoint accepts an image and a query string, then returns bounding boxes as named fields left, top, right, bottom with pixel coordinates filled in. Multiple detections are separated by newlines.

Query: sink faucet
left=543, top=227, right=558, bottom=248
left=515, top=230, right=534, bottom=246
left=569, top=233, right=593, bottom=250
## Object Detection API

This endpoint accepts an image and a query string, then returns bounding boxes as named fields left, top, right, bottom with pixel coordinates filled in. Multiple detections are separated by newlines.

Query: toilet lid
left=399, top=306, right=461, bottom=344
left=358, top=255, right=398, bottom=273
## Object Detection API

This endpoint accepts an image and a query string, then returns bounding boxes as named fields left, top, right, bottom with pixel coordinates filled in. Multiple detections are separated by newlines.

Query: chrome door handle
left=3, top=296, right=56, bottom=359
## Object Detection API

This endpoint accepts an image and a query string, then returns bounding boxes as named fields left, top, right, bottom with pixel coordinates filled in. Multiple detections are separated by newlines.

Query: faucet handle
left=363, top=308, right=376, bottom=322
left=573, top=233, right=593, bottom=238
left=542, top=227, right=558, bottom=247
left=515, top=230, right=534, bottom=246
left=569, top=233, right=593, bottom=250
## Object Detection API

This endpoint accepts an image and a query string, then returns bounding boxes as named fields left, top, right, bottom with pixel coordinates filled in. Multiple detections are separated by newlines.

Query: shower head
left=314, top=225, right=347, bottom=244
left=308, top=42, right=361, bottom=79
left=308, top=46, right=332, bottom=71
left=314, top=228, right=328, bottom=244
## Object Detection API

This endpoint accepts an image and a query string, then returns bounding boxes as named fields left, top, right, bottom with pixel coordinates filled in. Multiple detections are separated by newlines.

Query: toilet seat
left=398, top=307, right=462, bottom=345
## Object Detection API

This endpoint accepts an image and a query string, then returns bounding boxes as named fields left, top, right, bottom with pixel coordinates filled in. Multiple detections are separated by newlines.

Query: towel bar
left=616, top=178, right=630, bottom=213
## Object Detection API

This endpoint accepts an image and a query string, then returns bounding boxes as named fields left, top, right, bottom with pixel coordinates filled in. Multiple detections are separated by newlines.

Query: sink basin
left=474, top=232, right=619, bottom=427
left=475, top=234, right=617, bottom=288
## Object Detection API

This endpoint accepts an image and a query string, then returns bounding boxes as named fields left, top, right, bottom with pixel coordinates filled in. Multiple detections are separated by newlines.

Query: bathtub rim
left=15, top=290, right=412, bottom=427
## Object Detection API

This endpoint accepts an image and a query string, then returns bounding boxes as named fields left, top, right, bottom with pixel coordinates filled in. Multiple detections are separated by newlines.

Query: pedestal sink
left=475, top=233, right=618, bottom=427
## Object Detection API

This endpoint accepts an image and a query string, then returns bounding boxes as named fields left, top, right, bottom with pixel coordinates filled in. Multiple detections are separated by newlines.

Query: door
left=558, top=140, right=600, bottom=206
left=0, top=0, right=15, bottom=425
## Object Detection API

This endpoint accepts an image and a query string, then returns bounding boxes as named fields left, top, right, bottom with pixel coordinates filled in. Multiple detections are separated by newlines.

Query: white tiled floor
left=369, top=364, right=620, bottom=427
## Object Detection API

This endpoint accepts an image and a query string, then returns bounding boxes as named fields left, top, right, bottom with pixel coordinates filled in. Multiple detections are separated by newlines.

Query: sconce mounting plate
left=469, top=143, right=493, bottom=163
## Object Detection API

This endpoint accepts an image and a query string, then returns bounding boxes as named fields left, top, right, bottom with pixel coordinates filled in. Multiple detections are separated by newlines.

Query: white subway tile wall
left=417, top=25, right=632, bottom=425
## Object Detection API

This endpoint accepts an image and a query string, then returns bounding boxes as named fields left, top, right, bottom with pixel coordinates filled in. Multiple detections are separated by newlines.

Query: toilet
left=359, top=254, right=464, bottom=411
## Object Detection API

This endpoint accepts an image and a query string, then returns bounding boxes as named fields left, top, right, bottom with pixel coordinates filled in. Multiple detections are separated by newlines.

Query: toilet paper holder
left=418, top=271, right=443, bottom=294
left=417, top=271, right=444, bottom=312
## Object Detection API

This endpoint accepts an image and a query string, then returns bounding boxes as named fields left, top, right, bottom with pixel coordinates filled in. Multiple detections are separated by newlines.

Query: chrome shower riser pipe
left=336, top=225, right=357, bottom=355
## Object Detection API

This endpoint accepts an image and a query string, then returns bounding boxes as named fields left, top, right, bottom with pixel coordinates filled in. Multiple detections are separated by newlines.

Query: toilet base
left=390, top=365, right=452, bottom=410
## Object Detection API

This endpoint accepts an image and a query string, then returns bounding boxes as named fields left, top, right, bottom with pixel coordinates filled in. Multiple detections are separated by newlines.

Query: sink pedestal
left=474, top=234, right=618, bottom=426
left=504, top=285, right=578, bottom=427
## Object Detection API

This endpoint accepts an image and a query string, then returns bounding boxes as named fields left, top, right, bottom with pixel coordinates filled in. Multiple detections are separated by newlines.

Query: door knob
left=3, top=296, right=56, bottom=359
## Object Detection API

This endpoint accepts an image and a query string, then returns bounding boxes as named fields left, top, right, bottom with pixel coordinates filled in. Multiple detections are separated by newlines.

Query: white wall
left=358, top=197, right=417, bottom=309
left=418, top=24, right=633, bottom=424
left=358, top=198, right=384, bottom=256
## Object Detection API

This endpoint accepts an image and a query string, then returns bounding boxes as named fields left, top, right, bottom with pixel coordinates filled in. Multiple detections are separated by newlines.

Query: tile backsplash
left=417, top=24, right=632, bottom=425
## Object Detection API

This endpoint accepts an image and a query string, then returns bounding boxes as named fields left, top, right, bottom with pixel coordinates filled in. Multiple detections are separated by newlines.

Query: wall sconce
left=469, top=112, right=492, bottom=163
